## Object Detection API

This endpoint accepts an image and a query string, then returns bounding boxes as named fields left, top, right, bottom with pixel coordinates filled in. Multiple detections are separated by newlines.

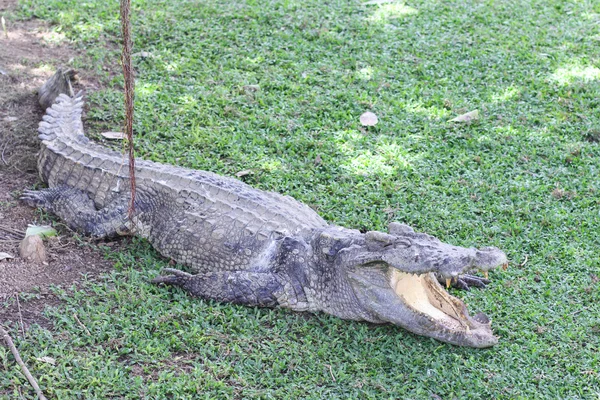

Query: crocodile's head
left=328, top=222, right=507, bottom=348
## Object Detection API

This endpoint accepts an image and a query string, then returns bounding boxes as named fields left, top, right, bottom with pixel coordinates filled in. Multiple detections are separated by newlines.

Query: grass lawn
left=2, top=0, right=600, bottom=397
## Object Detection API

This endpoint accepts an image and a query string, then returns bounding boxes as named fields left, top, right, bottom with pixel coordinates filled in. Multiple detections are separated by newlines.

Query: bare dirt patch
left=0, top=4, right=115, bottom=329
left=0, top=173, right=116, bottom=297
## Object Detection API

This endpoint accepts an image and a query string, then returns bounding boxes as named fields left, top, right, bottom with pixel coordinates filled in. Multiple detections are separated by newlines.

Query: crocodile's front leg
left=152, top=268, right=292, bottom=307
left=21, top=186, right=138, bottom=239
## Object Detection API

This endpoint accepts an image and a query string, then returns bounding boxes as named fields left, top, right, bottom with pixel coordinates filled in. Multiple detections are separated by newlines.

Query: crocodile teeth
left=445, top=278, right=451, bottom=289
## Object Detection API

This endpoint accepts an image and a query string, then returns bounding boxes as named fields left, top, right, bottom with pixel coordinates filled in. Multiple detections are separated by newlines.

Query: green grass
left=3, top=0, right=600, bottom=397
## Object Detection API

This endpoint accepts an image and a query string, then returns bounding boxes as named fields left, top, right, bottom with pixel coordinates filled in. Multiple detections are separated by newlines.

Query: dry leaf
left=535, top=325, right=547, bottom=335
left=132, top=51, right=153, bottom=58
left=235, top=169, right=253, bottom=178
left=449, top=109, right=479, bottom=123
left=100, top=131, right=125, bottom=140
left=36, top=356, right=56, bottom=365
left=0, top=252, right=14, bottom=261
left=360, top=111, right=378, bottom=126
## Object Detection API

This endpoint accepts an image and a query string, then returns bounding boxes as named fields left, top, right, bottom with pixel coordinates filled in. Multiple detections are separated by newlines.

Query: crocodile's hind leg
left=152, top=268, right=288, bottom=307
left=21, top=186, right=134, bottom=239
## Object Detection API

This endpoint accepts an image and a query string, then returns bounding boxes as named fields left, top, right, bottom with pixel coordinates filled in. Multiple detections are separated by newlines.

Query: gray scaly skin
left=22, top=71, right=508, bottom=347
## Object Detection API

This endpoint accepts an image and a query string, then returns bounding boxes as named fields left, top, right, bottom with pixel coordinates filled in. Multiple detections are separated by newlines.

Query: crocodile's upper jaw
left=348, top=265, right=498, bottom=348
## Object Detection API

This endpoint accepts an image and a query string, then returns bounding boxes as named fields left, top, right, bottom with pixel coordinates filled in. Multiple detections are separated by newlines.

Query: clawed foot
left=151, top=268, right=193, bottom=287
left=452, top=274, right=490, bottom=290
left=439, top=274, right=491, bottom=291
left=20, top=189, right=53, bottom=209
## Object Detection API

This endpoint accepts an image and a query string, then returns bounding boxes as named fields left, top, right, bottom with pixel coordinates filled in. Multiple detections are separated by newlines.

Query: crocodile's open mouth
left=390, top=270, right=482, bottom=332
left=346, top=263, right=498, bottom=348
left=386, top=269, right=497, bottom=347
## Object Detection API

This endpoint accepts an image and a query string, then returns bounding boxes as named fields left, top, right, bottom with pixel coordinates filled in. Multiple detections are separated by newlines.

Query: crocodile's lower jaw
left=390, top=270, right=491, bottom=337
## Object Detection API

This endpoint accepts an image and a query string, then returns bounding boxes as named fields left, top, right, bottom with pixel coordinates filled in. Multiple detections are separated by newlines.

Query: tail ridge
left=38, top=90, right=87, bottom=144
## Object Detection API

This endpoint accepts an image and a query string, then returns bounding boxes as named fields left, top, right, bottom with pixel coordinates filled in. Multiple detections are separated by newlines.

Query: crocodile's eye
left=388, top=222, right=415, bottom=236
left=365, top=231, right=395, bottom=244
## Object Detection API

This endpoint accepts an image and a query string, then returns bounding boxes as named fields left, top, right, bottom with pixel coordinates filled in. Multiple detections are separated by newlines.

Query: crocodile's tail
left=37, top=91, right=88, bottom=144
left=38, top=67, right=77, bottom=110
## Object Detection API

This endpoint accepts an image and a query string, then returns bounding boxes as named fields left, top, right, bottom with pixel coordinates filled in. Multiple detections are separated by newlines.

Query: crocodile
left=22, top=71, right=508, bottom=348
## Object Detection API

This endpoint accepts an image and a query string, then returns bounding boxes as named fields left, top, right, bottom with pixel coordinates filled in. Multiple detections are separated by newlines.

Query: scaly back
left=36, top=93, right=329, bottom=242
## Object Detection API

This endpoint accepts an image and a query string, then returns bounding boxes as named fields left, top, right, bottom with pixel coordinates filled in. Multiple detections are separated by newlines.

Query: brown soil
left=0, top=2, right=115, bottom=330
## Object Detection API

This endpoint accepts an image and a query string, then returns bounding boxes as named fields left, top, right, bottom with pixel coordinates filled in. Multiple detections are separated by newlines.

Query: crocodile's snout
left=364, top=227, right=507, bottom=280
left=342, top=224, right=507, bottom=347
left=474, top=247, right=508, bottom=278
